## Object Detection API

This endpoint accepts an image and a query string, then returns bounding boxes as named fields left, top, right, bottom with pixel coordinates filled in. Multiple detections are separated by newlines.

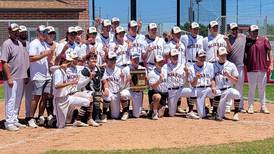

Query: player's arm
left=150, top=74, right=163, bottom=89
left=267, top=49, right=273, bottom=71
left=224, top=36, right=233, bottom=53
left=211, top=79, right=217, bottom=95
left=55, top=43, right=69, bottom=64
left=102, top=79, right=110, bottom=96
left=224, top=71, right=238, bottom=84
left=1, top=61, right=13, bottom=87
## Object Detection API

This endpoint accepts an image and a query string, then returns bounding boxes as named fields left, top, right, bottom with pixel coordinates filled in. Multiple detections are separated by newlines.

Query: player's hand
left=120, top=72, right=125, bottom=79
left=137, top=20, right=142, bottom=31
left=268, top=64, right=273, bottom=72
left=175, top=43, right=180, bottom=49
left=223, top=35, right=229, bottom=41
left=127, top=74, right=132, bottom=83
left=103, top=45, right=108, bottom=53
left=147, top=45, right=153, bottom=53
left=114, top=45, right=119, bottom=51
left=223, top=70, right=230, bottom=77
left=159, top=73, right=164, bottom=82
left=7, top=78, right=13, bottom=88
left=127, top=41, right=133, bottom=49
left=63, top=43, right=70, bottom=51
left=91, top=47, right=96, bottom=53
left=90, top=71, right=96, bottom=79
left=103, top=88, right=109, bottom=96
left=70, top=80, right=78, bottom=85
left=211, top=87, right=217, bottom=95
left=24, top=78, right=30, bottom=84
left=95, top=17, right=101, bottom=27
left=195, top=72, right=201, bottom=79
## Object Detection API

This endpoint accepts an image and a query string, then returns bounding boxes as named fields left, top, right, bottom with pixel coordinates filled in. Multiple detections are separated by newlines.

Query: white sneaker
left=260, top=107, right=270, bottom=114
left=186, top=111, right=200, bottom=119
left=28, top=118, right=38, bottom=128
left=177, top=107, right=185, bottom=113
left=14, top=122, right=27, bottom=128
left=247, top=106, right=254, bottom=114
left=121, top=112, right=129, bottom=121
left=225, top=107, right=231, bottom=113
left=100, top=114, right=107, bottom=123
left=87, top=119, right=101, bottom=127
left=6, top=125, right=19, bottom=131
left=38, top=116, right=45, bottom=126
left=47, top=115, right=53, bottom=121
left=152, top=112, right=159, bottom=120
left=232, top=113, right=239, bottom=121
left=73, top=121, right=88, bottom=127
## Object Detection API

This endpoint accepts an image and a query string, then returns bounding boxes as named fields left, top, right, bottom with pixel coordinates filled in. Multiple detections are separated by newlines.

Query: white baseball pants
left=24, top=80, right=33, bottom=118
left=130, top=91, right=144, bottom=118
left=192, top=87, right=214, bottom=118
left=218, top=88, right=240, bottom=118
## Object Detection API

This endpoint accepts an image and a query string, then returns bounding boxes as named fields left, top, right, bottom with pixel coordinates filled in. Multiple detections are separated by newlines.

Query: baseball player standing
left=1, top=23, right=29, bottom=131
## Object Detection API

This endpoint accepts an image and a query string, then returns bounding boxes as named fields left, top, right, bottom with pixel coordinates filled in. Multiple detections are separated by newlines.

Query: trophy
left=130, top=69, right=147, bottom=91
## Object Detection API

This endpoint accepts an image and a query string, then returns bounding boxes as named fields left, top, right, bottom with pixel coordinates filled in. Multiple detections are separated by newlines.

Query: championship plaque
left=130, top=69, right=147, bottom=91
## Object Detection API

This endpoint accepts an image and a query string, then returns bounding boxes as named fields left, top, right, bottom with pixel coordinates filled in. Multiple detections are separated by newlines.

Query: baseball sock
left=234, top=99, right=240, bottom=114
left=188, top=97, right=195, bottom=112
left=212, top=96, right=221, bottom=114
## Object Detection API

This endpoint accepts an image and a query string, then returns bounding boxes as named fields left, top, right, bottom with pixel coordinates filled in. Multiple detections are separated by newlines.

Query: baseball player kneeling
left=148, top=55, right=168, bottom=120
left=213, top=47, right=241, bottom=121
left=164, top=49, right=192, bottom=117
left=102, top=52, right=131, bottom=120
left=53, top=52, right=92, bottom=128
left=188, top=49, right=215, bottom=118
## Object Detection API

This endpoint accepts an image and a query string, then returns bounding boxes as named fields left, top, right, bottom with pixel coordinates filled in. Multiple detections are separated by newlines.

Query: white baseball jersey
left=96, top=33, right=114, bottom=46
left=213, top=61, right=239, bottom=90
left=102, top=66, right=125, bottom=93
left=148, top=67, right=168, bottom=92
left=181, top=34, right=203, bottom=62
left=167, top=40, right=186, bottom=64
left=203, top=34, right=227, bottom=62
left=124, top=34, right=147, bottom=62
left=145, top=36, right=166, bottom=64
left=163, top=63, right=186, bottom=88
left=109, top=40, right=130, bottom=67
left=188, top=62, right=214, bottom=87
left=80, top=42, right=105, bottom=65
left=56, top=41, right=83, bottom=58
left=53, top=68, right=70, bottom=97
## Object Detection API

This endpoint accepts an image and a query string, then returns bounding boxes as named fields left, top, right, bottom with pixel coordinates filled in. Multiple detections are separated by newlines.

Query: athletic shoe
left=225, top=107, right=231, bottom=113
left=28, top=118, right=38, bottom=128
left=140, top=110, right=147, bottom=117
left=176, top=107, right=185, bottom=113
left=14, top=122, right=27, bottom=128
left=239, top=109, right=246, bottom=113
left=232, top=113, right=239, bottom=121
left=260, top=107, right=270, bottom=114
left=152, top=113, right=159, bottom=120
left=247, top=105, right=254, bottom=114
left=87, top=119, right=101, bottom=127
left=121, top=112, right=129, bottom=121
left=186, top=111, right=200, bottom=119
left=73, top=121, right=88, bottom=127
left=6, top=125, right=19, bottom=131
left=38, top=116, right=45, bottom=126
left=100, top=114, right=107, bottom=123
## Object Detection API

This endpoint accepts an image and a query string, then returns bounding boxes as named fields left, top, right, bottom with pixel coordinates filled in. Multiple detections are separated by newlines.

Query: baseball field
left=0, top=85, right=274, bottom=154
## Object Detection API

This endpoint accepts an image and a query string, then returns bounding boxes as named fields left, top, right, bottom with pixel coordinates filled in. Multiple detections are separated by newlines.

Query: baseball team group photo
left=1, top=0, right=274, bottom=153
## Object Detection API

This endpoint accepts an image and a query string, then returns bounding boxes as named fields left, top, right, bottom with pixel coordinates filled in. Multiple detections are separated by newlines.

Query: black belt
left=188, top=60, right=197, bottom=63
left=121, top=64, right=129, bottom=67
left=168, top=86, right=183, bottom=90
left=209, top=61, right=216, bottom=63
left=147, top=62, right=155, bottom=65
left=195, top=85, right=210, bottom=88
left=220, top=86, right=231, bottom=91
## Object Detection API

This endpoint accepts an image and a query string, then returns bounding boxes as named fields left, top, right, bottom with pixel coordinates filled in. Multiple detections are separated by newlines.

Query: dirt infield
left=0, top=99, right=274, bottom=154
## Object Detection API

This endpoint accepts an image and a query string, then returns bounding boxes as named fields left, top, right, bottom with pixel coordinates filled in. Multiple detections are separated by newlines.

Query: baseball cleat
left=14, top=122, right=27, bottom=128
left=87, top=119, right=101, bottom=127
left=225, top=107, right=231, bottom=113
left=6, top=125, right=19, bottom=131
left=232, top=113, right=239, bottom=121
left=73, top=121, right=88, bottom=127
left=176, top=107, right=185, bottom=113
left=186, top=111, right=200, bottom=119
left=28, top=118, right=38, bottom=128
left=100, top=114, right=107, bottom=123
left=152, top=113, right=159, bottom=120
left=239, top=109, right=246, bottom=113
left=38, top=116, right=45, bottom=126
left=260, top=107, right=270, bottom=114
left=247, top=106, right=254, bottom=114
left=121, top=112, right=129, bottom=121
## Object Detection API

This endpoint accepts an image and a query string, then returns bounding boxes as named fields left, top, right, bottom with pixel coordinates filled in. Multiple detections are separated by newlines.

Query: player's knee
left=152, top=94, right=161, bottom=102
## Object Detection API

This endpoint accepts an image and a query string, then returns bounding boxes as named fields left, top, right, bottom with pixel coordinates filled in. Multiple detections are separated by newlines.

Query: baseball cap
left=209, top=21, right=218, bottom=28
left=111, top=17, right=120, bottom=23
left=108, top=52, right=117, bottom=59
left=250, top=25, right=259, bottom=31
left=218, top=47, right=227, bottom=55
left=172, top=26, right=181, bottom=34
left=116, top=26, right=125, bottom=33
left=66, top=51, right=78, bottom=61
left=170, top=49, right=179, bottom=56
left=196, top=49, right=206, bottom=57
left=155, top=55, right=164, bottom=62
left=191, top=22, right=200, bottom=29
left=9, top=23, right=19, bottom=31
left=131, top=52, right=140, bottom=59
left=37, top=25, right=46, bottom=33
left=46, top=26, right=55, bottom=34
left=75, top=26, right=83, bottom=32
left=148, top=23, right=157, bottom=30
left=88, top=26, right=97, bottom=34
left=67, top=26, right=77, bottom=34
left=129, top=20, right=138, bottom=27
left=19, top=25, right=27, bottom=33
left=229, top=23, right=238, bottom=30
left=102, top=19, right=111, bottom=27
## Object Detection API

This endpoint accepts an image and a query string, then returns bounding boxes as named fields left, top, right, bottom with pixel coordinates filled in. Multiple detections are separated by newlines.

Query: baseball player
left=1, top=23, right=29, bottom=131
left=122, top=52, right=147, bottom=118
left=164, top=49, right=192, bottom=117
left=102, top=52, right=131, bottom=120
left=143, top=23, right=167, bottom=71
left=226, top=23, right=246, bottom=113
left=203, top=21, right=227, bottom=63
left=111, top=17, right=120, bottom=35
left=96, top=19, right=113, bottom=47
left=108, top=26, right=130, bottom=68
left=148, top=55, right=168, bottom=120
left=80, top=27, right=106, bottom=66
left=213, top=47, right=241, bottom=121
left=188, top=49, right=215, bottom=118
left=125, top=20, right=147, bottom=66
left=53, top=52, right=92, bottom=128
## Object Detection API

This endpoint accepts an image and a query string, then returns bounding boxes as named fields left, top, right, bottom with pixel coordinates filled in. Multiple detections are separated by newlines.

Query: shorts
left=148, top=89, right=168, bottom=106
left=32, top=80, right=51, bottom=96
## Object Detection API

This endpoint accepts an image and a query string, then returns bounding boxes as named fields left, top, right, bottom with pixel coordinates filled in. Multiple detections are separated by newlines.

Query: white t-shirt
left=81, top=42, right=105, bottom=65
left=188, top=62, right=214, bottom=87
left=213, top=61, right=239, bottom=89
left=124, top=34, right=147, bottom=62
left=167, top=40, right=186, bottom=64
left=203, top=34, right=227, bottom=62
left=181, top=34, right=203, bottom=62
left=109, top=41, right=130, bottom=67
left=29, top=39, right=51, bottom=81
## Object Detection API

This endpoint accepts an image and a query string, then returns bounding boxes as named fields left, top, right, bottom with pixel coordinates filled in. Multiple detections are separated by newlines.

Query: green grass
left=0, top=84, right=4, bottom=100
left=45, top=137, right=274, bottom=154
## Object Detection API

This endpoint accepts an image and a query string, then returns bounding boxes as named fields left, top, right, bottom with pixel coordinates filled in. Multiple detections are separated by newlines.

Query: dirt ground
left=0, top=98, right=274, bottom=154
